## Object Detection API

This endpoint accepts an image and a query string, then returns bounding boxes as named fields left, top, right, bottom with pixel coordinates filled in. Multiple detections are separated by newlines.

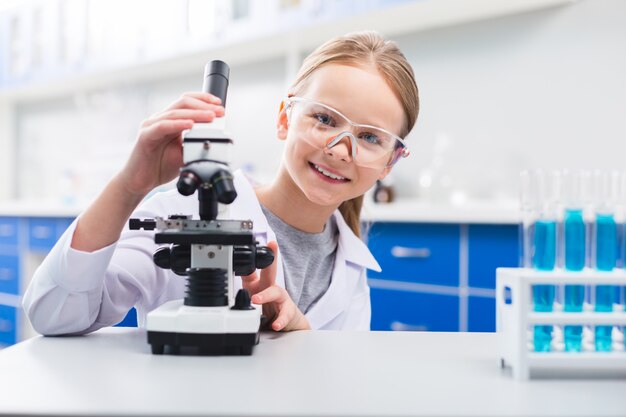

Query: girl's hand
left=117, top=92, right=225, bottom=197
left=242, top=241, right=311, bottom=332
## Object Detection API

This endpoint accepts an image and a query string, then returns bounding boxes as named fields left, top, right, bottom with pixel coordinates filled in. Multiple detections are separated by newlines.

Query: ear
left=276, top=101, right=289, bottom=141
left=378, top=166, right=392, bottom=180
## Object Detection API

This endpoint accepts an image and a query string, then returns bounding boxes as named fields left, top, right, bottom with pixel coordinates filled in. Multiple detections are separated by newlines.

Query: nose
left=324, top=132, right=357, bottom=162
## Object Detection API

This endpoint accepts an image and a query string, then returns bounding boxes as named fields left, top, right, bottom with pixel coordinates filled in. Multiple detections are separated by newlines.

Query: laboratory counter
left=0, top=328, right=625, bottom=417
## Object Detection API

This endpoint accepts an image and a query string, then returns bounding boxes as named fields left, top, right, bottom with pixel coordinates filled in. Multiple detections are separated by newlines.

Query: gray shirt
left=261, top=205, right=338, bottom=314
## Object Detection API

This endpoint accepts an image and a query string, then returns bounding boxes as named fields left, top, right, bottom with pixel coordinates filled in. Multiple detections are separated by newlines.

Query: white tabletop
left=0, top=328, right=625, bottom=417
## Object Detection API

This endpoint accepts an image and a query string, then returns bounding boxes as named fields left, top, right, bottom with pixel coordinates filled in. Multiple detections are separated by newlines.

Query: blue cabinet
left=0, top=254, right=19, bottom=294
left=0, top=304, right=16, bottom=346
left=367, top=222, right=518, bottom=333
left=28, top=218, right=60, bottom=251
left=368, top=223, right=460, bottom=286
left=28, top=217, right=75, bottom=252
left=115, top=308, right=138, bottom=327
left=468, top=224, right=519, bottom=289
left=468, top=295, right=496, bottom=332
left=0, top=217, right=19, bottom=246
left=371, top=287, right=459, bottom=331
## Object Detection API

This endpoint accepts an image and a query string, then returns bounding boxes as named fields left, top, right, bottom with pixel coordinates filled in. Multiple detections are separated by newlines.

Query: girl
left=23, top=31, right=419, bottom=334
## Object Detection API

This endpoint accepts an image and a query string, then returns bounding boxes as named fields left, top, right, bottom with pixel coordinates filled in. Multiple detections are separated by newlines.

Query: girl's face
left=277, top=63, right=405, bottom=208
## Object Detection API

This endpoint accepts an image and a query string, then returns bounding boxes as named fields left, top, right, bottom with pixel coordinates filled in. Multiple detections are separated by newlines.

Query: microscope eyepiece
left=203, top=60, right=230, bottom=107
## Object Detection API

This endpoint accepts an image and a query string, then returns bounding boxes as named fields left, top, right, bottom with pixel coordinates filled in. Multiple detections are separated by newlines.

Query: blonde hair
left=289, top=31, right=419, bottom=237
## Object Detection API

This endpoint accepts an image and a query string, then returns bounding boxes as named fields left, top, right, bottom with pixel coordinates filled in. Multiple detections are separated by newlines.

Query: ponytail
left=338, top=195, right=364, bottom=238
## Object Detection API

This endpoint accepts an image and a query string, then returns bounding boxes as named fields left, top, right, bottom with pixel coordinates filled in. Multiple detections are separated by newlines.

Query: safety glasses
left=282, top=96, right=410, bottom=168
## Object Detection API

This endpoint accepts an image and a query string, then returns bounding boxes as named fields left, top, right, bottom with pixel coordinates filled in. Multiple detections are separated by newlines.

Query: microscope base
left=145, top=299, right=262, bottom=355
left=147, top=330, right=259, bottom=355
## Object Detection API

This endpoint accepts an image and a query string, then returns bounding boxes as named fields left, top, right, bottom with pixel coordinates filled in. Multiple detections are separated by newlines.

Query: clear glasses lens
left=287, top=98, right=406, bottom=167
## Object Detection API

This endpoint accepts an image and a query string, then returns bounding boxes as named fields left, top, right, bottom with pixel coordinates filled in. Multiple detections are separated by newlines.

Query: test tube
left=527, top=170, right=557, bottom=352
left=617, top=172, right=626, bottom=350
left=561, top=170, right=589, bottom=352
left=520, top=170, right=536, bottom=269
left=593, top=171, right=618, bottom=352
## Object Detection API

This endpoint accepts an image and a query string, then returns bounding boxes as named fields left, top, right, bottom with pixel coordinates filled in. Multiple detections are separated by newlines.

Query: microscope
left=129, top=60, right=274, bottom=355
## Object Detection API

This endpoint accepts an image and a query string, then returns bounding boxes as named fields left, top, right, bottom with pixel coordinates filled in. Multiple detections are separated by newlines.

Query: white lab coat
left=23, top=170, right=381, bottom=335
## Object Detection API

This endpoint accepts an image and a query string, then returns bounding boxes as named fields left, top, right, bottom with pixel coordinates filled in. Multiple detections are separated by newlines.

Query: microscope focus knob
left=153, top=247, right=172, bottom=269
left=153, top=245, right=190, bottom=276
left=231, top=289, right=254, bottom=310
left=255, top=246, right=275, bottom=269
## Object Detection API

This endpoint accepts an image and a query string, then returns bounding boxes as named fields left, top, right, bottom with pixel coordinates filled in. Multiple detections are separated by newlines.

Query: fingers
left=251, top=285, right=288, bottom=306
left=139, top=119, right=194, bottom=144
left=179, top=92, right=222, bottom=105
left=139, top=93, right=224, bottom=129
left=167, top=93, right=223, bottom=112
left=240, top=241, right=279, bottom=295
left=259, top=241, right=279, bottom=287
left=142, top=108, right=223, bottom=128
left=241, top=270, right=260, bottom=294
left=251, top=286, right=292, bottom=331
left=272, top=303, right=297, bottom=331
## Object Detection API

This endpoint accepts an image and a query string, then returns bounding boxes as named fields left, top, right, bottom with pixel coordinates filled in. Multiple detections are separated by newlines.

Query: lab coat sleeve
left=22, top=191, right=185, bottom=336
left=340, top=268, right=372, bottom=331
left=22, top=218, right=122, bottom=336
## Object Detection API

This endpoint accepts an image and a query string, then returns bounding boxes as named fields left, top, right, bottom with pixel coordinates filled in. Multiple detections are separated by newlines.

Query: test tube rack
left=496, top=267, right=626, bottom=380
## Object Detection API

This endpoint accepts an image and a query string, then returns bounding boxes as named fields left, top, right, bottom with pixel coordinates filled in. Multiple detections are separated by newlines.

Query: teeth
left=314, top=164, right=346, bottom=180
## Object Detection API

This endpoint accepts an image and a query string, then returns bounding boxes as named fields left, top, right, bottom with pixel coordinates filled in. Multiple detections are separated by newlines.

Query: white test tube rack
left=496, top=267, right=626, bottom=380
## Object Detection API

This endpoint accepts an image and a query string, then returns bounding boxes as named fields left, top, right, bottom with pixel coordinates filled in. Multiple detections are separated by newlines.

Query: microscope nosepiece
left=212, top=170, right=237, bottom=204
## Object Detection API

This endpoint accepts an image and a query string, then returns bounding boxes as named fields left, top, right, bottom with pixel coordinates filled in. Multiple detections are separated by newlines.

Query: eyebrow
left=318, top=99, right=398, bottom=133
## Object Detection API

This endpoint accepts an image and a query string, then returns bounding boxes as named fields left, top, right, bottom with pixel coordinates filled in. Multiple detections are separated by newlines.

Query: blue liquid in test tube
left=532, top=219, right=556, bottom=352
left=595, top=213, right=617, bottom=352
left=564, top=209, right=586, bottom=352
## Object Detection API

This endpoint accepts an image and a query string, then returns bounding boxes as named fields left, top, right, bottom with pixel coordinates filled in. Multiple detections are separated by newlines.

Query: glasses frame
left=284, top=96, right=410, bottom=167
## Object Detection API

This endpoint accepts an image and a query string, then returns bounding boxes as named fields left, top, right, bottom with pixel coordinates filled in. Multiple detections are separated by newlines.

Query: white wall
left=14, top=57, right=287, bottom=202
left=0, top=102, right=15, bottom=199
left=392, top=0, right=626, bottom=202
left=8, top=0, right=626, bottom=204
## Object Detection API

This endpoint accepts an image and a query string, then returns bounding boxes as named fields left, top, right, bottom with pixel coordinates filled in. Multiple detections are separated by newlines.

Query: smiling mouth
left=309, top=162, right=351, bottom=182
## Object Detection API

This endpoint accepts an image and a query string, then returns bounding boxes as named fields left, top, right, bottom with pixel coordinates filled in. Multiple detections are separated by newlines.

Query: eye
left=359, top=132, right=382, bottom=145
left=311, top=112, right=335, bottom=127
